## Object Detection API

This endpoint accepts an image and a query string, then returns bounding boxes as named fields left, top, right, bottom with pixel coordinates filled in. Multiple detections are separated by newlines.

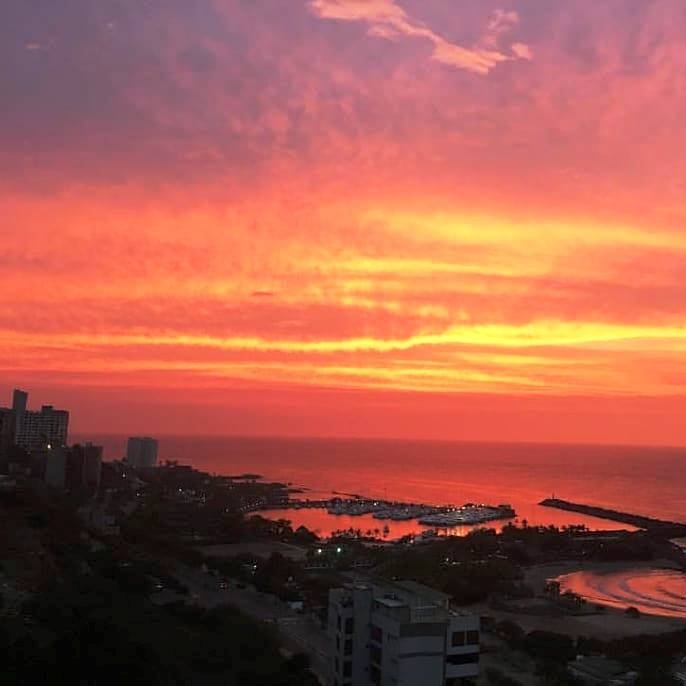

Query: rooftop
left=336, top=578, right=459, bottom=624
left=394, top=580, right=451, bottom=607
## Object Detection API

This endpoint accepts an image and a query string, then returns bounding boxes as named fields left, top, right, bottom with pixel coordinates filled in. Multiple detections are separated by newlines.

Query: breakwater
left=540, top=498, right=686, bottom=536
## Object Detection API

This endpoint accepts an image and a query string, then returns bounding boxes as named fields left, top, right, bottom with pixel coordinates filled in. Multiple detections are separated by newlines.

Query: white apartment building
left=328, top=580, right=480, bottom=686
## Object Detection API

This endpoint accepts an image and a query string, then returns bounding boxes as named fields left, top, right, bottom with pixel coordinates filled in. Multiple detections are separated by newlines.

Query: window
left=344, top=639, right=353, bottom=656
left=343, top=661, right=352, bottom=678
left=451, top=631, right=465, bottom=647
left=447, top=653, right=479, bottom=666
left=371, top=624, right=383, bottom=643
left=466, top=630, right=479, bottom=645
left=337, top=614, right=341, bottom=631
left=345, top=617, right=354, bottom=634
left=336, top=635, right=340, bottom=652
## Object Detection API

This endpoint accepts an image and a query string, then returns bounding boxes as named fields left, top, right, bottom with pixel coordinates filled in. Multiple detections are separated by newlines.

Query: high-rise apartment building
left=328, top=580, right=480, bottom=686
left=45, top=443, right=103, bottom=492
left=12, top=389, right=27, bottom=434
left=1, top=390, right=69, bottom=453
left=125, top=436, right=158, bottom=468
left=0, top=408, right=16, bottom=457
left=69, top=442, right=103, bottom=491
left=17, top=404, right=69, bottom=453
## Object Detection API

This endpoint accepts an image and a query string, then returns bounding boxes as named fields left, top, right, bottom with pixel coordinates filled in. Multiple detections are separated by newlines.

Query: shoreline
left=518, top=560, right=686, bottom=636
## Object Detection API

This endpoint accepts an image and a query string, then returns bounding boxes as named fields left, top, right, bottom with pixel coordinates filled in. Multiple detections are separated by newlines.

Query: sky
left=2, top=0, right=686, bottom=444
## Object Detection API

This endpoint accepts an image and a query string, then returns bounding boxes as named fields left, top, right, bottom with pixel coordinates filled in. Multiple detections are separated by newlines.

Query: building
left=44, top=447, right=67, bottom=489
left=568, top=656, right=638, bottom=685
left=125, top=436, right=158, bottom=468
left=12, top=389, right=27, bottom=436
left=43, top=443, right=102, bottom=492
left=67, top=443, right=103, bottom=492
left=18, top=404, right=69, bottom=452
left=328, top=580, right=480, bottom=686
left=0, top=407, right=16, bottom=457
left=5, top=389, right=69, bottom=453
left=80, top=443, right=103, bottom=491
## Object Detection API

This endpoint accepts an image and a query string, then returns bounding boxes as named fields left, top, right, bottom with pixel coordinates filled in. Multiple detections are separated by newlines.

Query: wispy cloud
left=483, top=8, right=519, bottom=48
left=309, top=0, right=530, bottom=74
left=511, top=42, right=533, bottom=60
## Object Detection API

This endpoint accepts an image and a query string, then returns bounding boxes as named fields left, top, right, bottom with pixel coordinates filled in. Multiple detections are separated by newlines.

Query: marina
left=278, top=496, right=516, bottom=528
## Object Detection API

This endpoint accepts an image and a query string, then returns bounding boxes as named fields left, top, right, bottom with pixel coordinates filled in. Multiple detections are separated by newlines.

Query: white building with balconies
left=328, top=580, right=479, bottom=686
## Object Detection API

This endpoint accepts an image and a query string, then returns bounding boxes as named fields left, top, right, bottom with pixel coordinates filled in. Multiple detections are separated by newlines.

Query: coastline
left=509, top=560, right=686, bottom=638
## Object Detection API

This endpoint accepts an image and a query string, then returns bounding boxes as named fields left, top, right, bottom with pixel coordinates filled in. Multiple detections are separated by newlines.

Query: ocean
left=76, top=435, right=686, bottom=538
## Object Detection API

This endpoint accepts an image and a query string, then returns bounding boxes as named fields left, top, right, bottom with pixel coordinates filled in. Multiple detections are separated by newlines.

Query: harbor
left=275, top=496, right=516, bottom=529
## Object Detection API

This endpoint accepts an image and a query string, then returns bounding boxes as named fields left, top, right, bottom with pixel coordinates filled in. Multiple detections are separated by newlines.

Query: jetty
left=539, top=498, right=686, bottom=536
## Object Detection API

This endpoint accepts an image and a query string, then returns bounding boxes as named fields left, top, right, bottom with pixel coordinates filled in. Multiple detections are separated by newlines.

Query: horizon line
left=69, top=431, right=686, bottom=453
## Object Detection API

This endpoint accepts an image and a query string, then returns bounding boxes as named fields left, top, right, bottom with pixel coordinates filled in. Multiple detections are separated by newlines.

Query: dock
left=275, top=497, right=516, bottom=527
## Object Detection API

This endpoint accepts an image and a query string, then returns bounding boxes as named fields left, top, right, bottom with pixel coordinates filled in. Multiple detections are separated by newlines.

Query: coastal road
left=172, top=564, right=329, bottom=681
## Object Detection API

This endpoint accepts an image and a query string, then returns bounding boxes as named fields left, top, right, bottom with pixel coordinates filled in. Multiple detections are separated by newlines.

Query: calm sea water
left=77, top=435, right=686, bottom=537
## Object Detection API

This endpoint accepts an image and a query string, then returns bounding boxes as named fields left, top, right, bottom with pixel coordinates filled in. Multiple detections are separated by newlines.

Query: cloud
left=511, top=42, right=533, bottom=60
left=484, top=8, right=519, bottom=47
left=309, top=0, right=530, bottom=74
left=4, top=0, right=686, bottom=442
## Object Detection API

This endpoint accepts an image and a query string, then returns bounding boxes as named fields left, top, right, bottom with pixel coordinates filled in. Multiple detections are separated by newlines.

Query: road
left=173, top=564, right=330, bottom=682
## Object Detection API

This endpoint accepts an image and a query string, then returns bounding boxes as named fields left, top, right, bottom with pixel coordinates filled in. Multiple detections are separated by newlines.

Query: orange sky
left=2, top=0, right=686, bottom=444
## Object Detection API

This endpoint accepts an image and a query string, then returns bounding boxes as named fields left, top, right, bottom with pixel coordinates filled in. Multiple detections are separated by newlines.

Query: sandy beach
left=500, top=560, right=686, bottom=638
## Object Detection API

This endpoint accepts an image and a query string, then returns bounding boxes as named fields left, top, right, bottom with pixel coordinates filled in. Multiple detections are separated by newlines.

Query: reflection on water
left=258, top=504, right=635, bottom=539
left=557, top=568, right=686, bottom=619
left=258, top=508, right=516, bottom=540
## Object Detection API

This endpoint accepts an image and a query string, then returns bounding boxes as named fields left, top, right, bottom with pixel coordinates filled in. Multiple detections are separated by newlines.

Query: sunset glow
left=3, top=0, right=686, bottom=443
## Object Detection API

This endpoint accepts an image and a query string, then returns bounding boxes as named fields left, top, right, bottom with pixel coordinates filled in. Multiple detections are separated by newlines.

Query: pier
left=539, top=498, right=686, bottom=536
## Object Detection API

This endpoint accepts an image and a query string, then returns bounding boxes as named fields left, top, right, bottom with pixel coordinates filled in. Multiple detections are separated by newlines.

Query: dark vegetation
left=4, top=591, right=317, bottom=686
left=374, top=523, right=667, bottom=606
left=485, top=667, right=525, bottom=685
left=494, top=617, right=685, bottom=686
left=377, top=529, right=524, bottom=604
left=0, top=484, right=317, bottom=686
